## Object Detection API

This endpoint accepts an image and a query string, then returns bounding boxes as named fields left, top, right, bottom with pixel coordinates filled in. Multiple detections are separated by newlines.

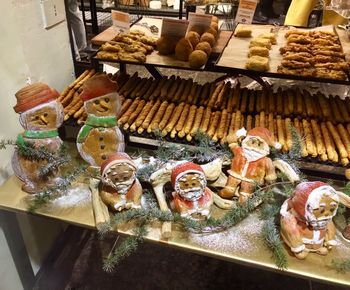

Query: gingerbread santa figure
left=171, top=162, right=213, bottom=219
left=77, top=74, right=124, bottom=167
left=219, top=127, right=281, bottom=203
left=12, top=83, right=64, bottom=193
left=99, top=153, right=142, bottom=211
left=280, top=181, right=339, bottom=259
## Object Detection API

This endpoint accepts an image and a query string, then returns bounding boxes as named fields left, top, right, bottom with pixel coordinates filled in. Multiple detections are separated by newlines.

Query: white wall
left=0, top=0, right=75, bottom=288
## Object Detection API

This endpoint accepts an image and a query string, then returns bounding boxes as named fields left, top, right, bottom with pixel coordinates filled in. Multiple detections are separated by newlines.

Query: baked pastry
left=190, top=25, right=204, bottom=35
left=258, top=33, right=277, bottom=45
left=234, top=26, right=252, bottom=38
left=186, top=31, right=200, bottom=48
left=175, top=37, right=194, bottom=61
left=248, top=46, right=269, bottom=57
left=210, top=22, right=219, bottom=32
left=277, top=66, right=315, bottom=77
left=249, top=38, right=272, bottom=49
left=189, top=50, right=208, bottom=69
left=200, top=33, right=216, bottom=47
left=195, top=41, right=212, bottom=56
left=246, top=56, right=270, bottom=71
left=157, top=36, right=178, bottom=55
left=206, top=27, right=218, bottom=39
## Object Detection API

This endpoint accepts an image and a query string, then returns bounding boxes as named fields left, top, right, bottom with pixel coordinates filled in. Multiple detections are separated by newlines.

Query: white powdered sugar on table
left=189, top=214, right=264, bottom=256
left=50, top=183, right=91, bottom=208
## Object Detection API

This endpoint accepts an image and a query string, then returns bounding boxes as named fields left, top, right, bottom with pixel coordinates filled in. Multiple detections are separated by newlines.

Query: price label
left=111, top=10, right=130, bottom=33
left=235, top=0, right=258, bottom=24
left=161, top=18, right=189, bottom=38
left=188, top=12, right=212, bottom=34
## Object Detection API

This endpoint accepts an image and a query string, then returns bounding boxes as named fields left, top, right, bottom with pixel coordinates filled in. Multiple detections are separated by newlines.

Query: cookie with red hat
left=99, top=152, right=142, bottom=211
left=171, top=162, right=213, bottom=219
left=280, top=181, right=339, bottom=259
left=76, top=74, right=124, bottom=167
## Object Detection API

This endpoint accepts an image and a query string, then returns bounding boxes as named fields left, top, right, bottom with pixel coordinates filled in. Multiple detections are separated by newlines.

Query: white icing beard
left=307, top=218, right=331, bottom=231
left=178, top=187, right=204, bottom=201
left=242, top=146, right=267, bottom=162
left=103, top=177, right=134, bottom=194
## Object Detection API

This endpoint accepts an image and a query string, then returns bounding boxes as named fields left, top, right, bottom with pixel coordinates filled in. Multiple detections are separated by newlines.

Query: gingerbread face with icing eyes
left=85, top=95, right=118, bottom=117
left=103, top=162, right=136, bottom=195
left=176, top=173, right=206, bottom=201
left=242, top=136, right=270, bottom=158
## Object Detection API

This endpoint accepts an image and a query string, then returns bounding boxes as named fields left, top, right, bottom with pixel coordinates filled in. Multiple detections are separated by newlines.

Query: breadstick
left=187, top=106, right=205, bottom=141
left=173, top=79, right=187, bottom=103
left=303, top=90, right=315, bottom=118
left=150, top=77, right=167, bottom=100
left=67, top=100, right=83, bottom=118
left=310, top=119, right=326, bottom=155
left=234, top=110, right=242, bottom=131
left=246, top=115, right=253, bottom=131
left=168, top=76, right=181, bottom=101
left=255, top=90, right=263, bottom=113
left=207, top=111, right=221, bottom=138
left=208, top=82, right=224, bottom=108
left=268, top=113, right=274, bottom=141
left=170, top=127, right=178, bottom=139
left=140, top=100, right=161, bottom=130
left=337, top=123, right=350, bottom=156
left=59, top=87, right=71, bottom=101
left=119, top=99, right=140, bottom=125
left=226, top=87, right=234, bottom=113
left=276, top=89, right=283, bottom=115
left=119, top=99, right=133, bottom=118
left=320, top=122, right=336, bottom=162
left=317, top=93, right=331, bottom=120
left=180, top=79, right=194, bottom=103
left=341, top=158, right=349, bottom=166
left=205, top=82, right=216, bottom=106
left=255, top=114, right=260, bottom=127
left=239, top=88, right=248, bottom=113
left=326, top=121, right=348, bottom=158
left=295, top=88, right=304, bottom=117
left=187, top=83, right=198, bottom=104
left=285, top=118, right=293, bottom=150
left=130, top=78, right=148, bottom=99
left=164, top=102, right=185, bottom=135
left=287, top=90, right=294, bottom=116
left=118, top=73, right=138, bottom=96
left=227, top=112, right=236, bottom=137
left=335, top=95, right=350, bottom=122
left=199, top=82, right=210, bottom=106
left=160, top=75, right=176, bottom=100
left=175, top=103, right=190, bottom=132
left=179, top=105, right=196, bottom=138
left=148, top=101, right=168, bottom=132
left=63, top=92, right=79, bottom=111
left=124, top=77, right=141, bottom=98
left=220, top=113, right=232, bottom=144
left=241, top=115, right=244, bottom=128
left=69, top=69, right=90, bottom=89
left=277, top=116, right=286, bottom=152
left=134, top=101, right=153, bottom=128
left=136, top=77, right=153, bottom=99
left=261, top=89, right=268, bottom=112
left=268, top=90, right=275, bottom=114
left=73, top=106, right=84, bottom=119
left=231, top=86, right=240, bottom=112
left=217, top=109, right=228, bottom=139
left=260, top=111, right=266, bottom=128
left=329, top=96, right=343, bottom=123
left=345, top=98, right=350, bottom=117
left=144, top=79, right=159, bottom=100
left=124, top=99, right=145, bottom=129
left=199, top=107, right=212, bottom=134
left=61, top=89, right=76, bottom=107
left=78, top=111, right=87, bottom=125
left=347, top=123, right=350, bottom=137
left=303, top=119, right=317, bottom=157
left=159, top=103, right=175, bottom=130
left=193, top=84, right=202, bottom=105
left=214, top=82, right=229, bottom=110
left=74, top=70, right=96, bottom=90
left=248, top=90, right=256, bottom=114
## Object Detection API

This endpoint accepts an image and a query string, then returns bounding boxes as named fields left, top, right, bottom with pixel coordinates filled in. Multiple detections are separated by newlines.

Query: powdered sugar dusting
left=189, top=214, right=264, bottom=256
left=50, top=183, right=91, bottom=208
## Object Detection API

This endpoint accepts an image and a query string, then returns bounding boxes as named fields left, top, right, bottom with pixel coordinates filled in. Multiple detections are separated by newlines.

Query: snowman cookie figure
left=99, top=153, right=142, bottom=211
left=280, top=181, right=339, bottom=259
left=219, top=127, right=281, bottom=204
left=12, top=83, right=64, bottom=193
left=171, top=162, right=213, bottom=219
left=77, top=74, right=124, bottom=167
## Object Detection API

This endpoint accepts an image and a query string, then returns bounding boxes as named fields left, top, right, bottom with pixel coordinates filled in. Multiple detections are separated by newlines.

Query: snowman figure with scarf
left=77, top=74, right=124, bottom=167
left=12, top=83, right=64, bottom=193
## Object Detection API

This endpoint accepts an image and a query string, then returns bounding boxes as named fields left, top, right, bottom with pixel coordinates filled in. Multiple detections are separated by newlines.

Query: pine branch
left=259, top=204, right=281, bottom=220
left=288, top=125, right=302, bottom=160
left=331, top=259, right=350, bottom=273
left=342, top=182, right=350, bottom=196
left=136, top=163, right=160, bottom=182
left=0, top=139, right=16, bottom=150
left=262, top=219, right=288, bottom=270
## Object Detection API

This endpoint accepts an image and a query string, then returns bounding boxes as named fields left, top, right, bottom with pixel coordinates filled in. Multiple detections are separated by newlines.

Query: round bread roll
left=211, top=16, right=219, bottom=23
left=200, top=32, right=216, bottom=47
left=195, top=41, right=212, bottom=56
left=206, top=27, right=218, bottom=39
left=175, top=37, right=193, bottom=61
left=157, top=36, right=178, bottom=55
left=186, top=31, right=200, bottom=48
left=190, top=25, right=204, bottom=35
left=189, top=50, right=208, bottom=69
left=210, top=22, right=219, bottom=31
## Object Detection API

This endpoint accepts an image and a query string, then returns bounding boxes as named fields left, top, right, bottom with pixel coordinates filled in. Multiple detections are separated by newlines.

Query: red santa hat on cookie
left=171, top=162, right=206, bottom=189
left=243, top=127, right=282, bottom=150
left=101, top=152, right=136, bottom=177
left=81, top=74, right=118, bottom=102
left=289, top=181, right=339, bottom=220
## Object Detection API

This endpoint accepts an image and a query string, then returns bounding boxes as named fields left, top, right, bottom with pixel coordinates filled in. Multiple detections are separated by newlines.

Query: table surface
left=1, top=175, right=350, bottom=286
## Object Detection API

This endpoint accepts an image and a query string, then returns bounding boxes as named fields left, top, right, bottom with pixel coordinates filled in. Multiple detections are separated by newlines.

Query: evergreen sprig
left=342, top=182, right=350, bottom=196
left=261, top=219, right=288, bottom=270
left=331, top=258, right=350, bottom=273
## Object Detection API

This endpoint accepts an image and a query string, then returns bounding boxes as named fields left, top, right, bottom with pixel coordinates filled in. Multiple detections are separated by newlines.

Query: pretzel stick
left=304, top=90, right=316, bottom=118
left=293, top=118, right=308, bottom=157
left=310, top=119, right=326, bottom=156
left=179, top=105, right=197, bottom=138
left=287, top=90, right=294, bottom=116
left=119, top=99, right=133, bottom=118
left=231, top=86, right=240, bottom=112
left=207, top=111, right=221, bottom=138
left=233, top=110, right=242, bottom=132
left=59, top=87, right=71, bottom=102
left=148, top=101, right=168, bottom=132
left=226, top=87, right=234, bottom=113
left=66, top=100, right=83, bottom=119
left=163, top=103, right=185, bottom=135
left=118, top=99, right=140, bottom=125
left=255, top=90, right=263, bottom=113
left=262, top=89, right=269, bottom=112
left=208, top=82, right=224, bottom=108
left=119, top=72, right=138, bottom=95
left=77, top=112, right=87, bottom=125
left=327, top=121, right=348, bottom=158
left=187, top=106, right=204, bottom=141
left=337, top=123, right=350, bottom=157
left=199, top=107, right=212, bottom=134
left=124, top=99, right=145, bottom=130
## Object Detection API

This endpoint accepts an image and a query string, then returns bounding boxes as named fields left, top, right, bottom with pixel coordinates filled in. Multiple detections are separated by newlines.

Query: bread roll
left=189, top=50, right=208, bottom=69
left=175, top=38, right=193, bottom=61
left=195, top=41, right=212, bottom=56
left=186, top=31, right=200, bottom=48
left=200, top=33, right=216, bottom=47
left=157, top=36, right=178, bottom=55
